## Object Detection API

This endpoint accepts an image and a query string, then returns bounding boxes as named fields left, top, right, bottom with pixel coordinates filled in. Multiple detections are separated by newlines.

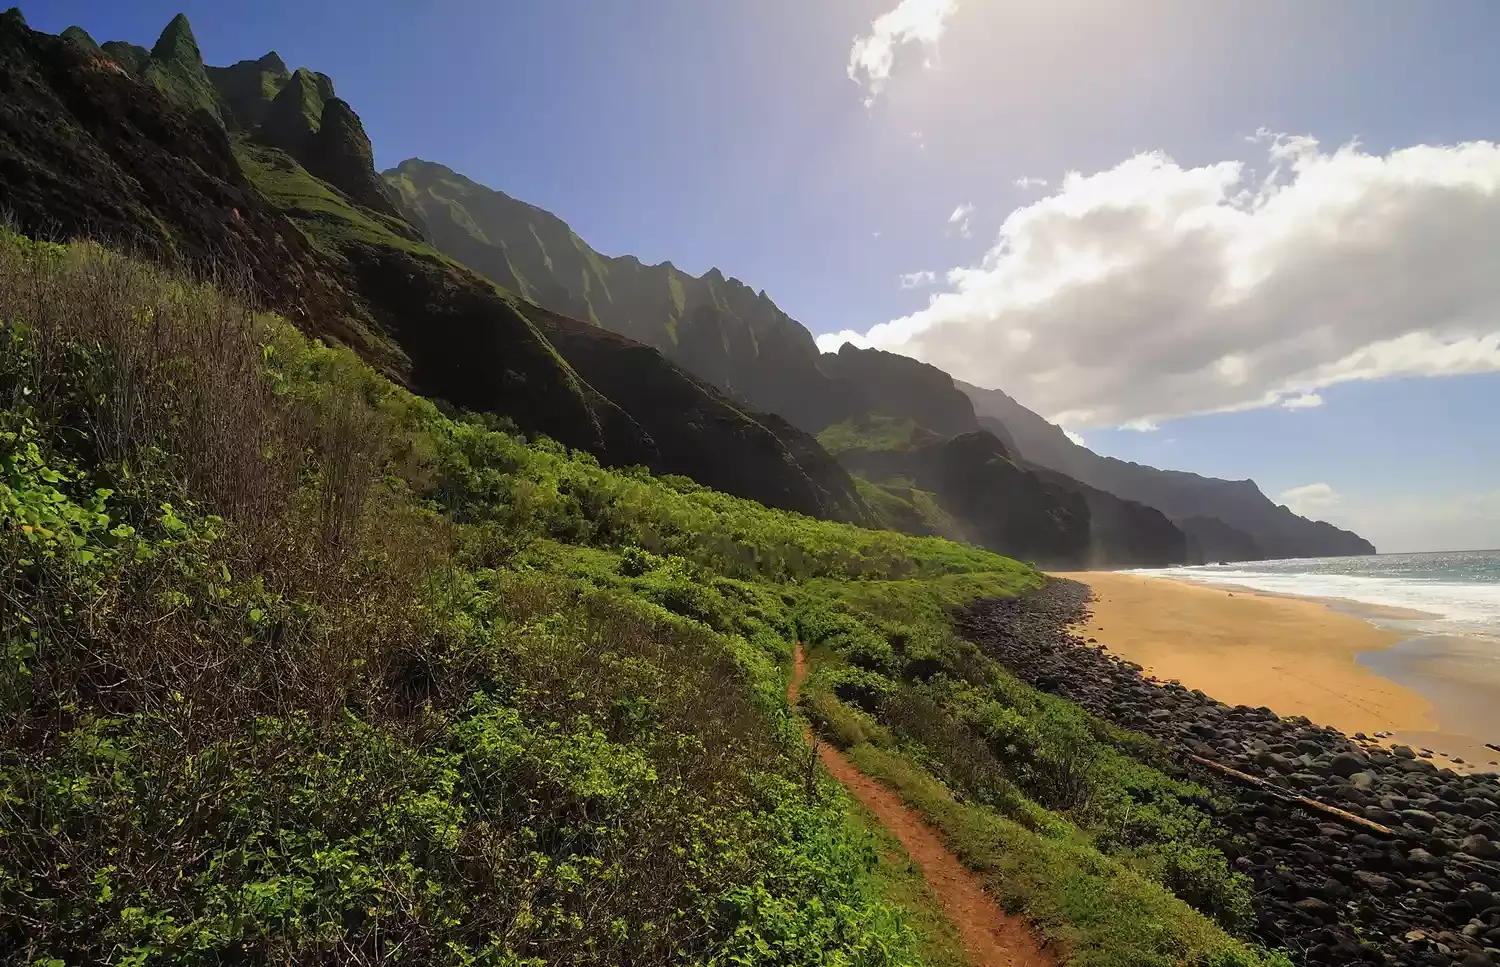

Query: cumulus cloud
left=848, top=0, right=957, bottom=105
left=1278, top=482, right=1340, bottom=517
left=1281, top=392, right=1323, bottom=409
left=1062, top=428, right=1086, bottom=447
left=947, top=202, right=975, bottom=237
left=900, top=270, right=938, bottom=289
left=1014, top=176, right=1049, bottom=190
left=818, top=135, right=1500, bottom=427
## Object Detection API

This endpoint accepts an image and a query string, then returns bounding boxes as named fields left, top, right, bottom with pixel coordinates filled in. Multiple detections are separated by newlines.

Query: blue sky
left=29, top=0, right=1500, bottom=552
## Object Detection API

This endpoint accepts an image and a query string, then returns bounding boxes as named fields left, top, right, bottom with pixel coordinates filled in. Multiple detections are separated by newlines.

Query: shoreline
left=1056, top=570, right=1500, bottom=771
left=961, top=584, right=1500, bottom=964
left=1053, top=570, right=1437, bottom=738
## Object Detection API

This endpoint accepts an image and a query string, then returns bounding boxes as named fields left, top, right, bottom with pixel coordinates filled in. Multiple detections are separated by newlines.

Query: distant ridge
left=959, top=380, right=1376, bottom=560
left=386, top=157, right=1376, bottom=563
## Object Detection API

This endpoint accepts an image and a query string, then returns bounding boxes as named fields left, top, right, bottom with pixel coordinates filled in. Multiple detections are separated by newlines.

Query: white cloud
left=900, top=270, right=938, bottom=289
left=1281, top=392, right=1323, bottom=409
left=1330, top=488, right=1500, bottom=553
left=1014, top=176, right=1049, bottom=190
left=947, top=202, right=975, bottom=237
left=848, top=0, right=957, bottom=105
left=1279, top=482, right=1340, bottom=517
left=1062, top=428, right=1086, bottom=447
left=1121, top=418, right=1158, bottom=432
left=822, top=135, right=1500, bottom=428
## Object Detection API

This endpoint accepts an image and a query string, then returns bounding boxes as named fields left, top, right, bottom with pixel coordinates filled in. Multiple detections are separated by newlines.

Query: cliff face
left=385, top=157, right=1380, bottom=565
left=828, top=430, right=1091, bottom=566
left=959, top=381, right=1376, bottom=560
left=0, top=13, right=872, bottom=525
left=384, top=158, right=862, bottom=432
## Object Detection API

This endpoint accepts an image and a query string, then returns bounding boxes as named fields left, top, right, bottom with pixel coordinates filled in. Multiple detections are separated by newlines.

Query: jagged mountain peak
left=60, top=25, right=98, bottom=50
left=254, top=50, right=287, bottom=73
left=262, top=66, right=334, bottom=141
left=150, top=13, right=199, bottom=66
left=142, top=13, right=222, bottom=121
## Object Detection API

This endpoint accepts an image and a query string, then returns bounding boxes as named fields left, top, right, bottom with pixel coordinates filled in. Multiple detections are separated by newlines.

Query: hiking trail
left=789, top=643, right=1053, bottom=967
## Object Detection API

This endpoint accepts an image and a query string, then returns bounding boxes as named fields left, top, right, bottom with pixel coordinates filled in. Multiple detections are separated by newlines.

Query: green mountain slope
left=388, top=158, right=1208, bottom=566
left=0, top=228, right=1286, bottom=967
left=0, top=11, right=868, bottom=524
left=390, top=156, right=1379, bottom=564
left=386, top=157, right=861, bottom=432
left=142, top=13, right=223, bottom=122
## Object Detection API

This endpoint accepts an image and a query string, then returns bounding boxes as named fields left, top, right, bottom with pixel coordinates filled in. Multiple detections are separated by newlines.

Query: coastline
left=1052, top=570, right=1437, bottom=738
left=962, top=583, right=1500, bottom=964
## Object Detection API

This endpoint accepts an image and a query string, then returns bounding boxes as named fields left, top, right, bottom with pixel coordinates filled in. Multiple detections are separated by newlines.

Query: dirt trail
left=789, top=644, right=1053, bottom=967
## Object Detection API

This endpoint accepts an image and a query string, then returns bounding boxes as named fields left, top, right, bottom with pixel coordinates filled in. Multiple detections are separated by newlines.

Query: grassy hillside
left=819, top=416, right=943, bottom=455
left=0, top=233, right=1285, bottom=966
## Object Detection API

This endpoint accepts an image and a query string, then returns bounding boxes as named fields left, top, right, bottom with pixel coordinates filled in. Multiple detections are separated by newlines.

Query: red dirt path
left=789, top=644, right=1054, bottom=967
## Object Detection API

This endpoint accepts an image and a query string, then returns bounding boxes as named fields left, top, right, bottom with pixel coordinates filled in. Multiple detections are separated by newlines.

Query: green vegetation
left=847, top=749, right=1283, bottom=967
left=59, top=24, right=100, bottom=52
left=261, top=66, right=336, bottom=144
left=142, top=14, right=224, bottom=123
left=234, top=138, right=427, bottom=259
left=853, top=477, right=965, bottom=542
left=0, top=232, right=1284, bottom=965
left=844, top=805, right=969, bottom=967
left=818, top=416, right=942, bottom=455
left=793, top=579, right=1290, bottom=967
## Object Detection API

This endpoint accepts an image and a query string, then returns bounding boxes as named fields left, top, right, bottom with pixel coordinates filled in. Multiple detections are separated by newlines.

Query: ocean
left=1134, top=550, right=1500, bottom=752
left=1133, top=549, right=1500, bottom=640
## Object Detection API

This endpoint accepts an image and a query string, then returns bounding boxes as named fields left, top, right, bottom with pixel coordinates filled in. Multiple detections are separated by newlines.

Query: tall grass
left=0, top=230, right=1286, bottom=967
left=0, top=234, right=918, bottom=965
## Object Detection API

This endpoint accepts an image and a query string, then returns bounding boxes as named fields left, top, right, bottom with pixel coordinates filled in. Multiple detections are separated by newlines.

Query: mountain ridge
left=958, top=380, right=1376, bottom=559
left=387, top=156, right=1375, bottom=563
left=0, top=11, right=869, bottom=525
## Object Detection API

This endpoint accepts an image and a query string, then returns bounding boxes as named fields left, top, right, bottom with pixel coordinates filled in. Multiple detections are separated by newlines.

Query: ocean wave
left=1130, top=565, right=1500, bottom=639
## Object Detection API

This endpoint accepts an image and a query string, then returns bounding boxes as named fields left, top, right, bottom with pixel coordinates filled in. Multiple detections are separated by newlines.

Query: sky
left=29, top=0, right=1500, bottom=553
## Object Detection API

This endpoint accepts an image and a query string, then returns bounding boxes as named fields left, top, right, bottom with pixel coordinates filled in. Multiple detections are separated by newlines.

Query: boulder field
left=962, top=580, right=1500, bottom=967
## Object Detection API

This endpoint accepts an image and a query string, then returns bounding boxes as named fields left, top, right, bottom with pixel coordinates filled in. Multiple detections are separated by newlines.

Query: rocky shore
left=960, top=579, right=1500, bottom=967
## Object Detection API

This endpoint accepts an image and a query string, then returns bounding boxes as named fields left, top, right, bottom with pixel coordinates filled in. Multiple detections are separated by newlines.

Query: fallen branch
left=1186, top=754, right=1398, bottom=838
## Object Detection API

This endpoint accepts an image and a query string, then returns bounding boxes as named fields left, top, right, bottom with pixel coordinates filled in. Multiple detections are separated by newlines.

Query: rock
left=1256, top=750, right=1294, bottom=773
left=1394, top=744, right=1418, bottom=759
left=1354, top=870, right=1394, bottom=892
left=1329, top=752, right=1368, bottom=777
left=1460, top=953, right=1497, bottom=967
left=1294, top=896, right=1337, bottom=921
left=1404, top=809, right=1441, bottom=831
left=1464, top=835, right=1500, bottom=860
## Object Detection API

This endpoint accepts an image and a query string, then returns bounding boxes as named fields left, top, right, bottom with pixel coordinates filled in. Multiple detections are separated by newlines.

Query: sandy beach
left=1053, top=571, right=1437, bottom=738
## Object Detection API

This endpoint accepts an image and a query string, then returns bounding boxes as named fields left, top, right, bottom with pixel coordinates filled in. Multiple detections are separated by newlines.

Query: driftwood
left=1186, top=753, right=1399, bottom=838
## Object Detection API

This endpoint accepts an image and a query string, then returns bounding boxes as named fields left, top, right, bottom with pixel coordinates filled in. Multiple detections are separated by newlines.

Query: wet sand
left=1361, top=635, right=1500, bottom=769
left=1053, top=571, right=1437, bottom=738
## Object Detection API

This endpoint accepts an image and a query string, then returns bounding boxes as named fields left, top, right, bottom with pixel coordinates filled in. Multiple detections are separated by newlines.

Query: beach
left=962, top=582, right=1500, bottom=962
left=1053, top=571, right=1437, bottom=739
